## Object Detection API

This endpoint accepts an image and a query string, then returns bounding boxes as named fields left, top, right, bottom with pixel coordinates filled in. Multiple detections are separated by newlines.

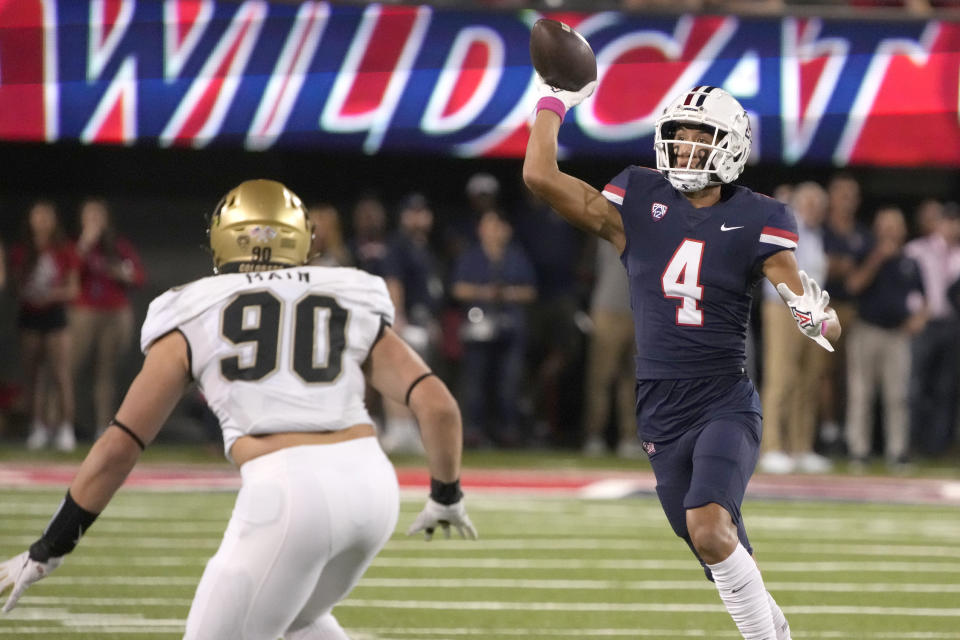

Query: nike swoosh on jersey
left=720, top=223, right=744, bottom=231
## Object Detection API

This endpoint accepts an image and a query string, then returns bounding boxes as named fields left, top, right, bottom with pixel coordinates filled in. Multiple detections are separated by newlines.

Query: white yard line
left=355, top=629, right=960, bottom=640
left=36, top=575, right=960, bottom=594
left=354, top=577, right=960, bottom=594
left=369, top=556, right=960, bottom=573
left=340, top=598, right=960, bottom=617
left=12, top=596, right=960, bottom=617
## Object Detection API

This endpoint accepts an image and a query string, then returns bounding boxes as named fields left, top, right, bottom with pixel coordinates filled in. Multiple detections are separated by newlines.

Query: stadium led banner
left=1, top=0, right=958, bottom=166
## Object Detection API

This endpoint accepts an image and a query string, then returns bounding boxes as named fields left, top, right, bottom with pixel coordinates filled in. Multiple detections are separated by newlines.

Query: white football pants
left=183, top=437, right=400, bottom=640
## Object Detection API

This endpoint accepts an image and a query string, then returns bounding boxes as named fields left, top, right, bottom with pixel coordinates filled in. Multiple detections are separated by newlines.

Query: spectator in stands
left=466, top=173, right=500, bottom=221
left=71, top=198, right=145, bottom=439
left=349, top=194, right=389, bottom=276
left=515, top=183, right=589, bottom=446
left=905, top=202, right=960, bottom=457
left=820, top=172, right=869, bottom=453
left=306, top=203, right=351, bottom=267
left=581, top=239, right=639, bottom=458
left=452, top=209, right=537, bottom=447
left=380, top=193, right=445, bottom=454
left=845, top=206, right=925, bottom=471
left=914, top=198, right=944, bottom=238
left=758, top=182, right=831, bottom=474
left=8, top=200, right=80, bottom=451
left=446, top=172, right=501, bottom=263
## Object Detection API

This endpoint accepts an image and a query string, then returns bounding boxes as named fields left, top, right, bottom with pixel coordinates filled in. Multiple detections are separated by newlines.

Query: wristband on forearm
left=535, top=96, right=566, bottom=122
left=29, top=491, right=99, bottom=562
left=430, top=478, right=463, bottom=505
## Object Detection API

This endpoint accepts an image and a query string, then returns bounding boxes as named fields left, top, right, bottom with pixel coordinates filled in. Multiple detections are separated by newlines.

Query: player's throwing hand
left=776, top=270, right=837, bottom=352
left=0, top=550, right=62, bottom=613
left=534, top=75, right=597, bottom=115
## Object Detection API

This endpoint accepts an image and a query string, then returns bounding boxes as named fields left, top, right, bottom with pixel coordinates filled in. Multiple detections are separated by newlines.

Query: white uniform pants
left=183, top=438, right=399, bottom=640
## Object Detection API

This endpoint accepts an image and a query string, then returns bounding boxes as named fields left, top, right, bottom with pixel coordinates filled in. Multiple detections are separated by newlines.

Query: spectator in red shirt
left=8, top=200, right=80, bottom=451
left=71, top=198, right=145, bottom=438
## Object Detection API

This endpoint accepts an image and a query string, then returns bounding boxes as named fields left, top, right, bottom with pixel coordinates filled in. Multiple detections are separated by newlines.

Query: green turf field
left=1, top=489, right=959, bottom=639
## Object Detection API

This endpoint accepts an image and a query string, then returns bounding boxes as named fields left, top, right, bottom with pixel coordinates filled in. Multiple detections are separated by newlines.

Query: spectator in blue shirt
left=349, top=194, right=389, bottom=277
left=845, top=206, right=926, bottom=471
left=452, top=209, right=537, bottom=447
left=514, top=183, right=589, bottom=446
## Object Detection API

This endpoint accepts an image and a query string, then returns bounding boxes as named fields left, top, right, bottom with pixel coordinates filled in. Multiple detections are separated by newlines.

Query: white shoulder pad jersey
left=141, top=266, right=394, bottom=460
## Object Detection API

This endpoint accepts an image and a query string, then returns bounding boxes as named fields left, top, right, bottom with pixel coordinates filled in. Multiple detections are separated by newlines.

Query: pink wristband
left=821, top=320, right=829, bottom=336
left=536, top=96, right=566, bottom=122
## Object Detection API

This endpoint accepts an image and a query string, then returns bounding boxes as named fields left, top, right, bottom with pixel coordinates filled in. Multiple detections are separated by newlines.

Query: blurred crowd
left=0, top=199, right=145, bottom=452
left=757, top=176, right=960, bottom=473
left=1, top=171, right=959, bottom=472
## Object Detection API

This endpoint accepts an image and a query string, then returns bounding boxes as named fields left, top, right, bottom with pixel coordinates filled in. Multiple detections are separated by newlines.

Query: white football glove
left=534, top=74, right=597, bottom=112
left=0, top=551, right=62, bottom=613
left=407, top=499, right=478, bottom=541
left=776, top=270, right=836, bottom=352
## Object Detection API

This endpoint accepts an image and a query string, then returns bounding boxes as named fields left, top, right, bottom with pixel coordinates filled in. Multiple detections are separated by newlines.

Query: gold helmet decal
left=209, top=179, right=311, bottom=273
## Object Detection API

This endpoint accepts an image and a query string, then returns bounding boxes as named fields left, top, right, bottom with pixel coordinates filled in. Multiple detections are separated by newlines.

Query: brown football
left=529, top=18, right=597, bottom=92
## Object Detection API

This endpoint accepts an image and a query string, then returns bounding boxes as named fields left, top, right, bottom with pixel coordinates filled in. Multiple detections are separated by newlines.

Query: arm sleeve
left=757, top=202, right=799, bottom=263
left=601, top=167, right=631, bottom=215
left=366, top=274, right=396, bottom=326
left=140, top=290, right=180, bottom=353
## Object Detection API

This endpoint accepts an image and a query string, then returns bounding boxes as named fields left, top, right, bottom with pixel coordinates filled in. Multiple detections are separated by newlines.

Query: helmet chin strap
left=666, top=170, right=710, bottom=193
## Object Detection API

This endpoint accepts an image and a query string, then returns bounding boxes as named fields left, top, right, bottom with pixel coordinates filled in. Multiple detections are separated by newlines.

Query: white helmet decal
left=654, top=86, right=752, bottom=193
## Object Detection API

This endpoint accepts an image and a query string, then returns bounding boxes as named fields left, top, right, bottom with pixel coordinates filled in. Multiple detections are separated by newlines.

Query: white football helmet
left=654, top=86, right=751, bottom=193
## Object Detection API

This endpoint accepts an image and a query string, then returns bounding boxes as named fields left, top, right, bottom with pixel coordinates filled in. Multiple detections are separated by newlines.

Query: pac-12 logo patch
left=651, top=203, right=668, bottom=221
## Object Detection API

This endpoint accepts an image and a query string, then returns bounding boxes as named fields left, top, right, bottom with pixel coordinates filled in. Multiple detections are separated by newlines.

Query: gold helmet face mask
left=209, top=179, right=312, bottom=273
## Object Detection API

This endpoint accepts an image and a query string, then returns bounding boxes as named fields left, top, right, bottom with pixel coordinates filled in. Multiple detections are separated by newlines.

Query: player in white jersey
left=0, top=180, right=477, bottom=639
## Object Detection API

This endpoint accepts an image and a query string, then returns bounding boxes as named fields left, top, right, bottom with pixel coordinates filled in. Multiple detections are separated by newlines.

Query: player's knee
left=686, top=505, right=738, bottom=564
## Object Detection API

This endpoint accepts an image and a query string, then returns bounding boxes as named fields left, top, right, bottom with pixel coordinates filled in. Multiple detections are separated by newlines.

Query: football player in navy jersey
left=524, top=81, right=841, bottom=640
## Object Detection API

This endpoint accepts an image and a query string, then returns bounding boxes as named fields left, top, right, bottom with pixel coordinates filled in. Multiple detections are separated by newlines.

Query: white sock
left=706, top=543, right=776, bottom=639
left=768, top=592, right=791, bottom=640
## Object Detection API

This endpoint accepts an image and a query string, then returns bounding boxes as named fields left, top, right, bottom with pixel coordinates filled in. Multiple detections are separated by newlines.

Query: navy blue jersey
left=603, top=167, right=798, bottom=380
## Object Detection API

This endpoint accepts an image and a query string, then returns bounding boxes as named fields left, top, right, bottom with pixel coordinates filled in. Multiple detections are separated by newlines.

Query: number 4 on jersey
left=661, top=239, right=705, bottom=326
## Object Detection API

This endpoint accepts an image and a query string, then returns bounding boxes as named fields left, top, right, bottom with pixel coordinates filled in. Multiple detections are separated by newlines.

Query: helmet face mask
left=654, top=87, right=751, bottom=193
left=208, top=179, right=312, bottom=273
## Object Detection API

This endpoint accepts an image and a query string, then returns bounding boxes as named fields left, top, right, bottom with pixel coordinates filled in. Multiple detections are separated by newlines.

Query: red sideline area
left=1, top=463, right=958, bottom=505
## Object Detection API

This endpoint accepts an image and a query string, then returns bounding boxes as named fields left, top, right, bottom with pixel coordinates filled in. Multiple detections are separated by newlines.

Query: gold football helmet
left=208, top=179, right=311, bottom=273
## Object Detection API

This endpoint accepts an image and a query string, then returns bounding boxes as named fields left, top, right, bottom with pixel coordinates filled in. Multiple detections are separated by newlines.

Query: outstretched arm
left=366, top=328, right=476, bottom=540
left=70, top=330, right=192, bottom=510
left=763, top=250, right=841, bottom=348
left=0, top=330, right=191, bottom=612
left=522, top=110, right=626, bottom=253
